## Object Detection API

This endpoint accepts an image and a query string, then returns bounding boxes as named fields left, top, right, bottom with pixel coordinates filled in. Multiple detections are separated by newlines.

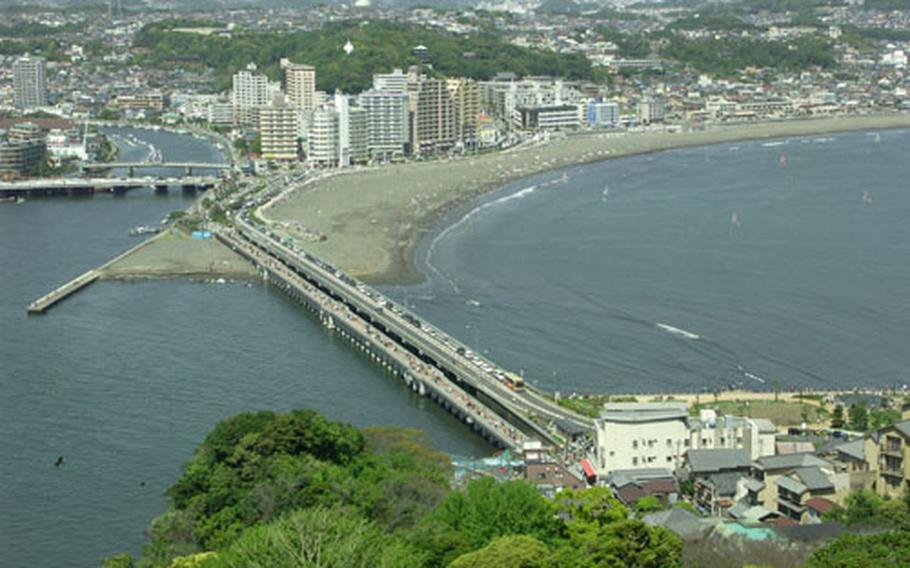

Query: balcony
left=881, top=467, right=904, bottom=479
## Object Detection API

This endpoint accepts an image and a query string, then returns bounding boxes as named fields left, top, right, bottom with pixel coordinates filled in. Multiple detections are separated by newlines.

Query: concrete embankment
left=27, top=229, right=254, bottom=314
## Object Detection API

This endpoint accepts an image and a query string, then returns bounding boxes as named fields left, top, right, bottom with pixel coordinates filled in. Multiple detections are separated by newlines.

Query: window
left=633, top=440, right=638, bottom=449
left=632, top=457, right=638, bottom=466
left=667, top=456, right=673, bottom=462
left=684, top=439, right=690, bottom=447
left=609, top=451, right=615, bottom=457
left=667, top=438, right=673, bottom=447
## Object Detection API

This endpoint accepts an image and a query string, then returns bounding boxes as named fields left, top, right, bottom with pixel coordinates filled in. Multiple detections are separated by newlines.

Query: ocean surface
left=394, top=128, right=910, bottom=396
left=0, top=129, right=489, bottom=567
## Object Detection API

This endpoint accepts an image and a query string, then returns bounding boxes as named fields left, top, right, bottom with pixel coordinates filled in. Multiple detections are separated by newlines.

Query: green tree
left=207, top=507, right=419, bottom=568
left=804, top=531, right=910, bottom=567
left=635, top=495, right=665, bottom=514
left=413, top=477, right=558, bottom=566
left=100, top=554, right=134, bottom=568
left=849, top=403, right=869, bottom=432
left=551, top=488, right=682, bottom=567
left=448, top=535, right=552, bottom=568
left=831, top=405, right=845, bottom=429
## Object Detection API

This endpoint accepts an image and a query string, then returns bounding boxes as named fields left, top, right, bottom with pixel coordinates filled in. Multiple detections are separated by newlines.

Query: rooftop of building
left=754, top=452, right=828, bottom=471
left=599, top=402, right=689, bottom=423
left=687, top=448, right=751, bottom=474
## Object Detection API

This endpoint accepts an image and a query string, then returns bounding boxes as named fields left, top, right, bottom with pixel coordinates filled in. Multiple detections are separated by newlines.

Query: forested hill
left=102, top=408, right=685, bottom=567
left=133, top=20, right=594, bottom=93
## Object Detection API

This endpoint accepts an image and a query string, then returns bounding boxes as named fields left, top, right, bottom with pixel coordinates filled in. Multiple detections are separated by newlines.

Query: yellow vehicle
left=504, top=372, right=526, bottom=392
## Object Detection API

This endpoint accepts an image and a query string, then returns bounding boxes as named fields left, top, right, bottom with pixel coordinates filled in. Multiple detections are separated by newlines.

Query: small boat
left=129, top=225, right=162, bottom=236
left=15, top=197, right=26, bottom=205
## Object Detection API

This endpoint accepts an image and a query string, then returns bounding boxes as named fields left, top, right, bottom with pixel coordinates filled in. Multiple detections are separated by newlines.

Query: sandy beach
left=101, top=230, right=256, bottom=280
left=264, top=113, right=910, bottom=285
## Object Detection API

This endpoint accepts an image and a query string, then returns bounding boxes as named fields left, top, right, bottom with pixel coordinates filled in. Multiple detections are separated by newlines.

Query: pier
left=27, top=269, right=100, bottom=314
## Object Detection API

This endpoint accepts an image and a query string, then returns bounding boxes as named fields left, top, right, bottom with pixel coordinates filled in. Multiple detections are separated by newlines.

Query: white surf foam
left=656, top=323, right=700, bottom=340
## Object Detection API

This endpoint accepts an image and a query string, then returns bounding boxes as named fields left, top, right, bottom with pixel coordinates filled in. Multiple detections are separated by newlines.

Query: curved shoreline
left=268, top=113, right=910, bottom=285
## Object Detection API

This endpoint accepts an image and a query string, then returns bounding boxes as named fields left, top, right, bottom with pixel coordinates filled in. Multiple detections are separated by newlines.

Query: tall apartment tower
left=281, top=59, right=317, bottom=112
left=259, top=105, right=301, bottom=161
left=231, top=63, right=270, bottom=125
left=359, top=90, right=410, bottom=161
left=307, top=106, right=338, bottom=168
left=13, top=55, right=48, bottom=109
left=372, top=68, right=409, bottom=94
left=447, top=78, right=480, bottom=147
left=409, top=76, right=455, bottom=156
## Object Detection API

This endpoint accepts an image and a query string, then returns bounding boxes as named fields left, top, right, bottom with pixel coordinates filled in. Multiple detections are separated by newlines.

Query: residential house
left=608, top=468, right=678, bottom=508
left=876, top=421, right=910, bottom=498
left=747, top=453, right=849, bottom=524
left=686, top=448, right=752, bottom=516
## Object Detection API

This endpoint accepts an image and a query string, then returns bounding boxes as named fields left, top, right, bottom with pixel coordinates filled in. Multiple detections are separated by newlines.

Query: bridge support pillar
left=128, top=166, right=134, bottom=177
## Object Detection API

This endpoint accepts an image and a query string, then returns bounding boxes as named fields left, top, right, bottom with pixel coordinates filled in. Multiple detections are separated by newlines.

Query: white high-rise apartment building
left=359, top=90, right=410, bottom=161
left=281, top=59, right=316, bottom=112
left=13, top=55, right=47, bottom=109
left=231, top=63, right=269, bottom=124
left=372, top=69, right=408, bottom=93
left=307, top=106, right=338, bottom=167
left=334, top=93, right=351, bottom=167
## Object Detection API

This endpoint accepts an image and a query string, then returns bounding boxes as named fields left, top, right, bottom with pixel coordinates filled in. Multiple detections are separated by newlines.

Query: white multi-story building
left=231, top=63, right=270, bottom=125
left=359, top=90, right=410, bottom=160
left=13, top=55, right=48, bottom=109
left=596, top=403, right=691, bottom=472
left=638, top=96, right=667, bottom=124
left=512, top=104, right=583, bottom=131
left=372, top=68, right=409, bottom=93
left=480, top=78, right=585, bottom=123
left=282, top=59, right=316, bottom=112
left=307, top=105, right=338, bottom=167
left=588, top=100, right=620, bottom=127
left=46, top=128, right=88, bottom=161
left=207, top=102, right=235, bottom=126
left=594, top=403, right=776, bottom=474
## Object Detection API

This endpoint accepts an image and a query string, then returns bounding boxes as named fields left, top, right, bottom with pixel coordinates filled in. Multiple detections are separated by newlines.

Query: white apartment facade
left=359, top=90, right=410, bottom=160
left=595, top=403, right=777, bottom=474
left=372, top=68, right=409, bottom=93
left=231, top=63, right=270, bottom=125
left=282, top=59, right=316, bottom=112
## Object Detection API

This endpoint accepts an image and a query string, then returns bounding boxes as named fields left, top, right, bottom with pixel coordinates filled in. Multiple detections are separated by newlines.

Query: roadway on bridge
left=232, top=212, right=594, bottom=444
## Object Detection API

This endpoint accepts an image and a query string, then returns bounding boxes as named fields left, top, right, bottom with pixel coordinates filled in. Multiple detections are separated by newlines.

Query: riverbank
left=100, top=230, right=255, bottom=280
left=265, top=113, right=910, bottom=285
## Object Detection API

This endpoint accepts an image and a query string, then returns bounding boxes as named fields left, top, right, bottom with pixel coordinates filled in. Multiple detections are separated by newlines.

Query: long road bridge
left=81, top=162, right=231, bottom=176
left=0, top=176, right=219, bottom=197
left=227, top=215, right=594, bottom=449
left=218, top=226, right=532, bottom=450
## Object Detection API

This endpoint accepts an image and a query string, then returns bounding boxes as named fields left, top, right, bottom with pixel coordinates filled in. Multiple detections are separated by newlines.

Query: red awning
left=580, top=459, right=596, bottom=478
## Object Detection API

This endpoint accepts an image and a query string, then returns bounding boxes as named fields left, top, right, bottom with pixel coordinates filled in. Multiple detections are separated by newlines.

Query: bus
left=504, top=372, right=525, bottom=392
